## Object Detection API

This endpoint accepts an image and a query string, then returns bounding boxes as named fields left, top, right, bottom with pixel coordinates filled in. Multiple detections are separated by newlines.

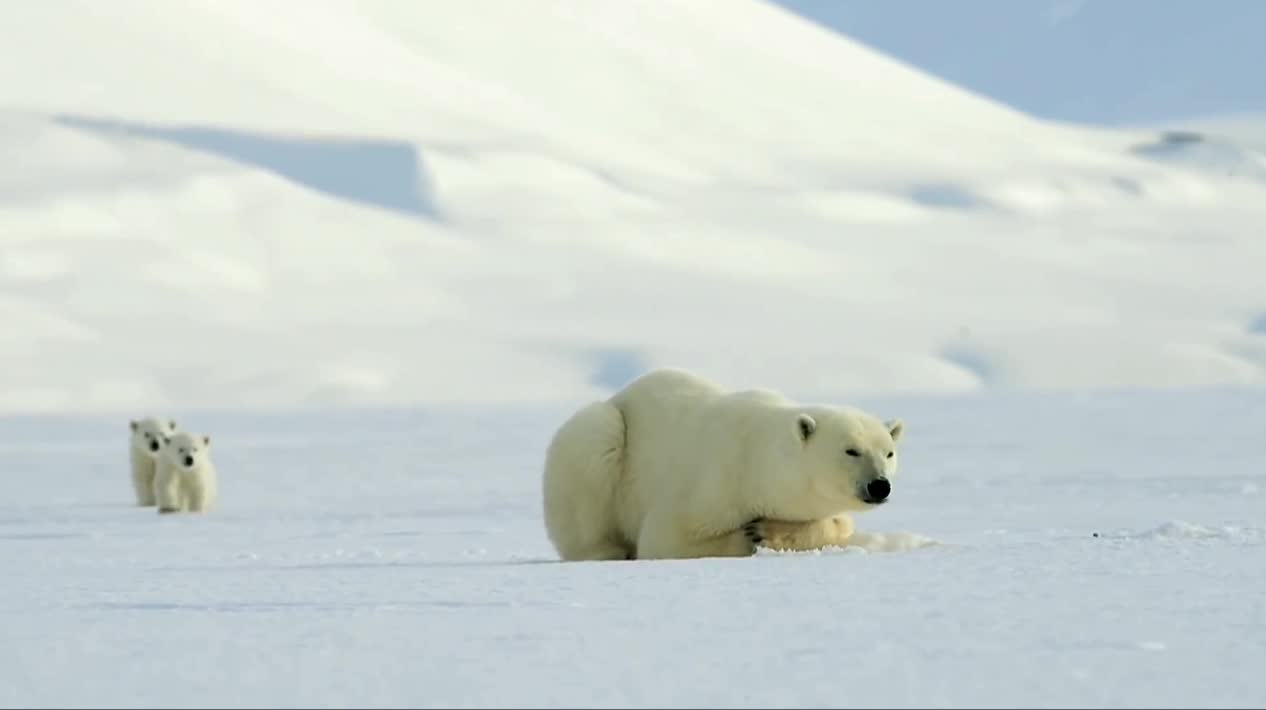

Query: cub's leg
left=130, top=451, right=157, bottom=507
left=154, top=467, right=183, bottom=515
left=186, top=482, right=207, bottom=513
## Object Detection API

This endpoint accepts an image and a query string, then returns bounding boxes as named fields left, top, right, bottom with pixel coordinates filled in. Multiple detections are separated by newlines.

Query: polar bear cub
left=129, top=417, right=178, bottom=506
left=541, top=368, right=905, bottom=561
left=154, top=431, right=219, bottom=514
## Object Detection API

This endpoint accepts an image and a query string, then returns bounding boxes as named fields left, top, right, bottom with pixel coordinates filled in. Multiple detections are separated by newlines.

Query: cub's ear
left=161, top=435, right=171, bottom=446
left=202, top=435, right=211, bottom=447
left=887, top=418, right=905, bottom=443
left=796, top=413, right=817, bottom=442
left=168, top=419, right=178, bottom=431
left=129, top=420, right=138, bottom=432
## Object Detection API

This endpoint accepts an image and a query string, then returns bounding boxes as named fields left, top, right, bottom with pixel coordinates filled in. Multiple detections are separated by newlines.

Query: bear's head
left=160, top=431, right=212, bottom=472
left=794, top=407, right=904, bottom=513
left=130, top=417, right=178, bottom=459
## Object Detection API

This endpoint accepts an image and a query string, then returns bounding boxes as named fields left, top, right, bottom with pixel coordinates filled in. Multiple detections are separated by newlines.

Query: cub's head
left=794, top=407, right=904, bottom=512
left=130, top=417, right=177, bottom=459
left=161, top=431, right=212, bottom=471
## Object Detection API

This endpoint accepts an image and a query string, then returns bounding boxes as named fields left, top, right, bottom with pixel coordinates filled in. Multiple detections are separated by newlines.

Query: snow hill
left=3, top=0, right=1266, bottom=415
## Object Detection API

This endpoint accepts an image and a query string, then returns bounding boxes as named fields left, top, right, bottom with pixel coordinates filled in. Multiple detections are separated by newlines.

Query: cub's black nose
left=183, top=455, right=194, bottom=467
left=150, top=441, right=160, bottom=452
left=866, top=477, right=891, bottom=503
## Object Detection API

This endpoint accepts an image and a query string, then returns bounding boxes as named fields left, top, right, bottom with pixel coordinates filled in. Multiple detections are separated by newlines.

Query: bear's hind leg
left=541, top=400, right=630, bottom=562
left=546, top=504, right=633, bottom=561
left=554, top=529, right=633, bottom=561
left=743, top=514, right=854, bottom=553
left=567, top=539, right=635, bottom=561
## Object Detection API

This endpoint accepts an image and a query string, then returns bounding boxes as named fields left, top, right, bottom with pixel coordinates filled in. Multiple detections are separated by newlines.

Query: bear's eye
left=845, top=449, right=861, bottom=457
left=886, top=451, right=894, bottom=459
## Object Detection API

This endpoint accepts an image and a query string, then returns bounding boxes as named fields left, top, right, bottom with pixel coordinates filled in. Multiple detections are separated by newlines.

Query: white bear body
left=542, top=368, right=904, bottom=561
left=154, top=432, right=218, bottom=514
left=128, top=417, right=177, bottom=506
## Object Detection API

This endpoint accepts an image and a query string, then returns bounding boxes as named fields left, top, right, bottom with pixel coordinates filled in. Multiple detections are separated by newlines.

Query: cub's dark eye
left=845, top=449, right=860, bottom=457
left=886, top=451, right=894, bottom=459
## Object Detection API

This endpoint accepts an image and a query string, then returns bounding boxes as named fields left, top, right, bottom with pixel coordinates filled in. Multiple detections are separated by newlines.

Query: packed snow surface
left=3, top=388, right=1265, bottom=707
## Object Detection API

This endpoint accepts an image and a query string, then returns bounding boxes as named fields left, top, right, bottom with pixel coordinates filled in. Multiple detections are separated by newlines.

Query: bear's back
left=609, top=368, right=797, bottom=491
left=611, top=368, right=796, bottom=431
left=612, top=368, right=722, bottom=403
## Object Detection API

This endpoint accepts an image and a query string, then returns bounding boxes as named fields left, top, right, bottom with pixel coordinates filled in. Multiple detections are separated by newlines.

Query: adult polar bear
left=542, top=368, right=905, bottom=561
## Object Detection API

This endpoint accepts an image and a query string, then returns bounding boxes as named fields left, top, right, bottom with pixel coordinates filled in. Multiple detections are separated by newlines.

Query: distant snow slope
left=773, top=0, right=1266, bottom=125
left=2, top=389, right=1264, bottom=707
left=3, top=0, right=1266, bottom=414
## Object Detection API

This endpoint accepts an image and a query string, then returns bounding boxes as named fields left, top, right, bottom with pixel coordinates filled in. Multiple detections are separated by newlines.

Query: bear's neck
left=743, top=441, right=847, bottom=522
left=737, top=454, right=810, bottom=522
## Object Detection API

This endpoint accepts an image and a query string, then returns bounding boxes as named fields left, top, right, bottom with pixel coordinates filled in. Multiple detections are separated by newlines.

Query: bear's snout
left=183, top=455, right=194, bottom=468
left=149, top=441, right=160, bottom=452
left=863, top=477, right=891, bottom=504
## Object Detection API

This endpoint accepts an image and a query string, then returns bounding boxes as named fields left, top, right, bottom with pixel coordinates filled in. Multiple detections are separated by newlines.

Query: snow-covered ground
left=3, top=388, right=1264, bottom=707
left=4, top=1, right=1266, bottom=706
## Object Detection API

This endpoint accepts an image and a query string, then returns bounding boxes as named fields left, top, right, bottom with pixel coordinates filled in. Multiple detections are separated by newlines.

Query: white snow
left=3, top=389, right=1265, bottom=707
left=3, top=0, right=1266, bottom=706
left=3, top=1, right=1266, bottom=413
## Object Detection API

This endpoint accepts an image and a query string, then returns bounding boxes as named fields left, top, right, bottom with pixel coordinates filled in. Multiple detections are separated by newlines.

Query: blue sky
left=772, top=0, right=1266, bottom=125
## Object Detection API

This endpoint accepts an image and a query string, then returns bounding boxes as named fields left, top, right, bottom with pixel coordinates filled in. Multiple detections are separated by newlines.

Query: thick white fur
left=129, top=417, right=177, bottom=506
left=541, top=368, right=904, bottom=561
left=154, top=431, right=218, bottom=514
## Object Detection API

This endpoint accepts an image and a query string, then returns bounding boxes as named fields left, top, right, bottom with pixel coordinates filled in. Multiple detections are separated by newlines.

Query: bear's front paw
left=157, top=506, right=179, bottom=515
left=742, top=517, right=766, bottom=545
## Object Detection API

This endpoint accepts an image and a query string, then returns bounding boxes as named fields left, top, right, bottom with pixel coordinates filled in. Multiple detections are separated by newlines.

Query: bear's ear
left=797, top=413, right=817, bottom=442
left=202, top=435, right=211, bottom=448
left=168, top=419, right=177, bottom=431
left=887, top=418, right=904, bottom=443
left=129, top=420, right=138, bottom=432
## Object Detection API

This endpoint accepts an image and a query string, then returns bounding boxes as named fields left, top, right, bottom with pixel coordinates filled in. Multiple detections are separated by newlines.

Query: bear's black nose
left=183, top=455, right=194, bottom=467
left=866, top=477, right=891, bottom=503
left=150, top=441, right=160, bottom=452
